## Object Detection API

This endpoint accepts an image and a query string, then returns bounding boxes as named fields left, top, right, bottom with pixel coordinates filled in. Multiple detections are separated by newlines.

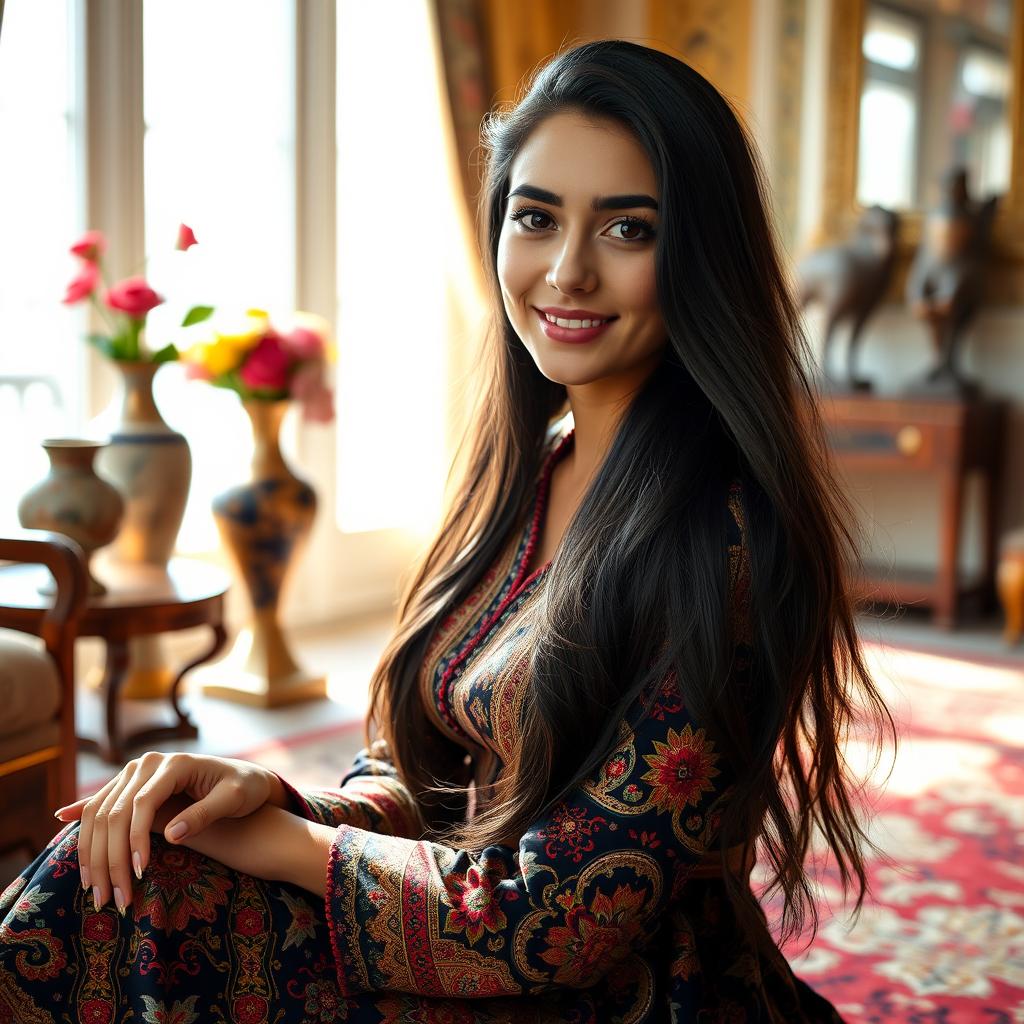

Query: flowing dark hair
left=364, top=39, right=895, bottom=949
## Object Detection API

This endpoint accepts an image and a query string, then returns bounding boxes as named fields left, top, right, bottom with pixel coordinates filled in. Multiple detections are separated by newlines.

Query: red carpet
left=770, top=642, right=1024, bottom=1022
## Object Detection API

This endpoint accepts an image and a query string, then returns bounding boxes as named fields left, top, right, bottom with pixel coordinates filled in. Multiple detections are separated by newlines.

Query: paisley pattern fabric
left=0, top=424, right=842, bottom=1022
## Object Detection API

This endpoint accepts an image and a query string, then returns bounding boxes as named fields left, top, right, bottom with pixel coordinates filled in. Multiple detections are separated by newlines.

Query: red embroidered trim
left=325, top=830, right=353, bottom=998
left=435, top=430, right=575, bottom=736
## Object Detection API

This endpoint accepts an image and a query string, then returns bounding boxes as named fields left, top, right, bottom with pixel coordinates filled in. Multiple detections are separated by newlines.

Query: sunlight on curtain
left=0, top=0, right=85, bottom=530
left=141, top=0, right=295, bottom=553
left=335, top=0, right=456, bottom=534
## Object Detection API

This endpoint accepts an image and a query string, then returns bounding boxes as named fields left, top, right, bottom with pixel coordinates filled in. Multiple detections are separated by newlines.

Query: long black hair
left=365, top=39, right=895, bottom=948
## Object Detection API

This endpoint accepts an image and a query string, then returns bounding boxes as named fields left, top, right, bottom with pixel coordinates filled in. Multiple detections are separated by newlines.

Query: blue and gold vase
left=202, top=399, right=327, bottom=708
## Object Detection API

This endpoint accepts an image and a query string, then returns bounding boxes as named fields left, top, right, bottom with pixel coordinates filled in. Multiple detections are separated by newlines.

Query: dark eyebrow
left=505, top=184, right=659, bottom=212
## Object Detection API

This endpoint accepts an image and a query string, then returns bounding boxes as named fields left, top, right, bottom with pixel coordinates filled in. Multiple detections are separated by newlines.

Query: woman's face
left=497, top=110, right=667, bottom=392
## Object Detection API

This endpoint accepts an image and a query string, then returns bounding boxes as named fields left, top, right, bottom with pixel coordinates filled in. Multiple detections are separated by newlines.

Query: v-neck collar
left=509, top=427, right=575, bottom=599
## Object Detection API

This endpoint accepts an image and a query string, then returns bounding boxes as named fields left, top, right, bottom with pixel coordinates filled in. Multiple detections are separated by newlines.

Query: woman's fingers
left=126, top=757, right=192, bottom=886
left=161, top=774, right=249, bottom=844
left=88, top=764, right=138, bottom=913
left=76, top=775, right=121, bottom=893
left=53, top=796, right=88, bottom=820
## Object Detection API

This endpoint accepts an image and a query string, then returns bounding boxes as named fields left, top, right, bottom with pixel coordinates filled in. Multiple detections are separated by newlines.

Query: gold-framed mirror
left=821, top=0, right=1024, bottom=299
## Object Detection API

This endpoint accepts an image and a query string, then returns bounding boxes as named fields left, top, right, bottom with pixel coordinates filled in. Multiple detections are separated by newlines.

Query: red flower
left=641, top=724, right=720, bottom=816
left=605, top=754, right=628, bottom=779
left=235, top=907, right=264, bottom=936
left=239, top=334, right=293, bottom=391
left=536, top=804, right=608, bottom=863
left=70, top=229, right=107, bottom=263
left=175, top=223, right=198, bottom=250
left=132, top=844, right=233, bottom=935
left=232, top=994, right=269, bottom=1024
left=79, top=998, right=113, bottom=1024
left=62, top=262, right=99, bottom=305
left=281, top=325, right=324, bottom=360
left=539, top=883, right=647, bottom=985
left=83, top=913, right=116, bottom=941
left=444, top=864, right=510, bottom=944
left=104, top=276, right=164, bottom=318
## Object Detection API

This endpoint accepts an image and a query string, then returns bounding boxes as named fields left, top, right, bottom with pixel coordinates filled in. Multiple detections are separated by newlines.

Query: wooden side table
left=0, top=557, right=230, bottom=764
left=818, top=394, right=1007, bottom=629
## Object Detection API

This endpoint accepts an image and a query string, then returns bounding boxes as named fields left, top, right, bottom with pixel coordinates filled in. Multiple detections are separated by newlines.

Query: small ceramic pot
left=17, top=439, right=124, bottom=596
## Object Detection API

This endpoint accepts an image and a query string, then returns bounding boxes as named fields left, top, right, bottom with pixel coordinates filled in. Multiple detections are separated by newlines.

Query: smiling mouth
left=534, top=309, right=619, bottom=329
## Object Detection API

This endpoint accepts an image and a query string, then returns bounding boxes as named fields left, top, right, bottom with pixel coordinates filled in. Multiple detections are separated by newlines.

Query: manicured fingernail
left=167, top=821, right=188, bottom=841
left=132, top=851, right=142, bottom=880
left=92, top=885, right=102, bottom=910
left=54, top=809, right=67, bottom=819
left=80, top=866, right=91, bottom=890
left=114, top=887, right=125, bottom=915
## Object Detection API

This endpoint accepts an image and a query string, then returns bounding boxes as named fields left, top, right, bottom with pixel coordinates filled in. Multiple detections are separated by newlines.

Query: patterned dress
left=0, top=426, right=843, bottom=1023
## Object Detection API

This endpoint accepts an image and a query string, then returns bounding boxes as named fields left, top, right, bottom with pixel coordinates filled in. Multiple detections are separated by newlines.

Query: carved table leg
left=123, top=623, right=228, bottom=753
left=76, top=639, right=131, bottom=765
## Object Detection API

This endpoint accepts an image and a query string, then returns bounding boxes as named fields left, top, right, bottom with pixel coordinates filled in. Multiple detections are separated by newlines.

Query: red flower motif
left=232, top=994, right=269, bottom=1024
left=235, top=907, right=264, bottom=936
left=79, top=998, right=112, bottom=1024
left=444, top=864, right=510, bottom=944
left=303, top=981, right=340, bottom=1020
left=536, top=804, right=608, bottom=864
left=133, top=844, right=233, bottom=936
left=605, top=755, right=628, bottom=779
left=641, top=724, right=720, bottom=816
left=239, top=334, right=293, bottom=391
left=539, top=884, right=647, bottom=985
left=83, top=912, right=116, bottom=941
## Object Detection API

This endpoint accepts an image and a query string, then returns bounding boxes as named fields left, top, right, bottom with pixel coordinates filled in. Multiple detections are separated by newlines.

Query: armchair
left=0, top=530, right=88, bottom=860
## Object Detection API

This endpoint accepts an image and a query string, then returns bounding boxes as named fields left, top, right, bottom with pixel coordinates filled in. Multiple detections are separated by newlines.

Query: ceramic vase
left=95, top=360, right=191, bottom=567
left=92, top=360, right=192, bottom=699
left=17, top=439, right=124, bottom=596
left=201, top=399, right=326, bottom=708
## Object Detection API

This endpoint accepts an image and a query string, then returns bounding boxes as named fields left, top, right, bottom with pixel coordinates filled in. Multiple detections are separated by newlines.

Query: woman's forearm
left=165, top=800, right=336, bottom=897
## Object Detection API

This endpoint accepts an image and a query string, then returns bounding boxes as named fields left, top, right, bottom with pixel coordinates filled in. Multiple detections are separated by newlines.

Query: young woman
left=0, top=40, right=893, bottom=1022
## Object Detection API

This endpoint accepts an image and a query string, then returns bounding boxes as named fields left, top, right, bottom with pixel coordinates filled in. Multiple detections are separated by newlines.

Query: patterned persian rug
left=772, top=641, right=1024, bottom=1022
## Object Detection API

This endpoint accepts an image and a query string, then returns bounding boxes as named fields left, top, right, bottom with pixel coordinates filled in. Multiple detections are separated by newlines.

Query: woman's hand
left=54, top=751, right=278, bottom=916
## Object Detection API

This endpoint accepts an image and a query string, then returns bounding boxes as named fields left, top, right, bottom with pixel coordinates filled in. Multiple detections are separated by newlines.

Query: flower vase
left=201, top=399, right=326, bottom=708
left=92, top=360, right=192, bottom=699
left=17, top=440, right=124, bottom=596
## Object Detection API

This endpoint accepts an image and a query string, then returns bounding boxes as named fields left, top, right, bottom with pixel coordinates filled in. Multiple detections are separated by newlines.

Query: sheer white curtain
left=141, top=0, right=296, bottom=553
left=0, top=0, right=86, bottom=529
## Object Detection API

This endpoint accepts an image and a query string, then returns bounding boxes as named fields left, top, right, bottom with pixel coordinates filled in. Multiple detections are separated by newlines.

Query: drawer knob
left=896, top=425, right=923, bottom=455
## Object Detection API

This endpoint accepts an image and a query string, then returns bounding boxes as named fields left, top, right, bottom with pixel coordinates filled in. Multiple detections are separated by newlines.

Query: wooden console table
left=818, top=394, right=1007, bottom=629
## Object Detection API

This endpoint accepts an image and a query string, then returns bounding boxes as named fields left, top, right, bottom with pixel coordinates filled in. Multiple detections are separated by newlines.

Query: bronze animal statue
left=906, top=167, right=998, bottom=397
left=797, top=205, right=901, bottom=393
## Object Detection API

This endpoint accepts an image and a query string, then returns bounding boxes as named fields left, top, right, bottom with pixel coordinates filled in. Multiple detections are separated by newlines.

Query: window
left=142, top=0, right=296, bottom=553
left=335, top=0, right=452, bottom=534
left=0, top=0, right=85, bottom=530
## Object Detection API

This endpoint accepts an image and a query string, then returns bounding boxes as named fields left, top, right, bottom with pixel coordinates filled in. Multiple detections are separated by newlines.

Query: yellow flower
left=183, top=338, right=245, bottom=377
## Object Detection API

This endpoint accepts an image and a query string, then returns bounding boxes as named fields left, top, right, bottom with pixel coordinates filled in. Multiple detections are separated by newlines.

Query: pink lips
left=534, top=308, right=617, bottom=345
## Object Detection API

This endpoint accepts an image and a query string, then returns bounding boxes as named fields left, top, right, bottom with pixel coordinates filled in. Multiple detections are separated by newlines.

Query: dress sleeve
left=270, top=738, right=426, bottom=839
left=322, top=486, right=752, bottom=999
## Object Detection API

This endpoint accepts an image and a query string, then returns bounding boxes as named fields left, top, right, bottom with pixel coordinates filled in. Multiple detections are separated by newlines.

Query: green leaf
left=86, top=333, right=118, bottom=359
left=151, top=343, right=179, bottom=364
left=181, top=305, right=214, bottom=327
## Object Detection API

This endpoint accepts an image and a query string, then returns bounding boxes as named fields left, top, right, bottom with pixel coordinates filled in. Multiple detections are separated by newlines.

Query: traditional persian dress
left=0, top=425, right=842, bottom=1023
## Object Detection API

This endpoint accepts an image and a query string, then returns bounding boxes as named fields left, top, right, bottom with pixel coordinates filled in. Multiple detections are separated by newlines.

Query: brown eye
left=509, top=208, right=553, bottom=231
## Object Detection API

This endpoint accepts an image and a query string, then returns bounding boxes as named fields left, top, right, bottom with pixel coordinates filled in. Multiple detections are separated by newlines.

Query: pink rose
left=281, top=326, right=324, bottom=361
left=176, top=223, right=198, bottom=251
left=104, top=277, right=164, bottom=318
left=70, top=229, right=107, bottom=263
left=239, top=334, right=293, bottom=391
left=62, top=262, right=100, bottom=304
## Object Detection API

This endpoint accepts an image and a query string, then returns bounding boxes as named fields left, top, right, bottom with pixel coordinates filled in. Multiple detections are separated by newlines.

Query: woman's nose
left=545, top=235, right=597, bottom=294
